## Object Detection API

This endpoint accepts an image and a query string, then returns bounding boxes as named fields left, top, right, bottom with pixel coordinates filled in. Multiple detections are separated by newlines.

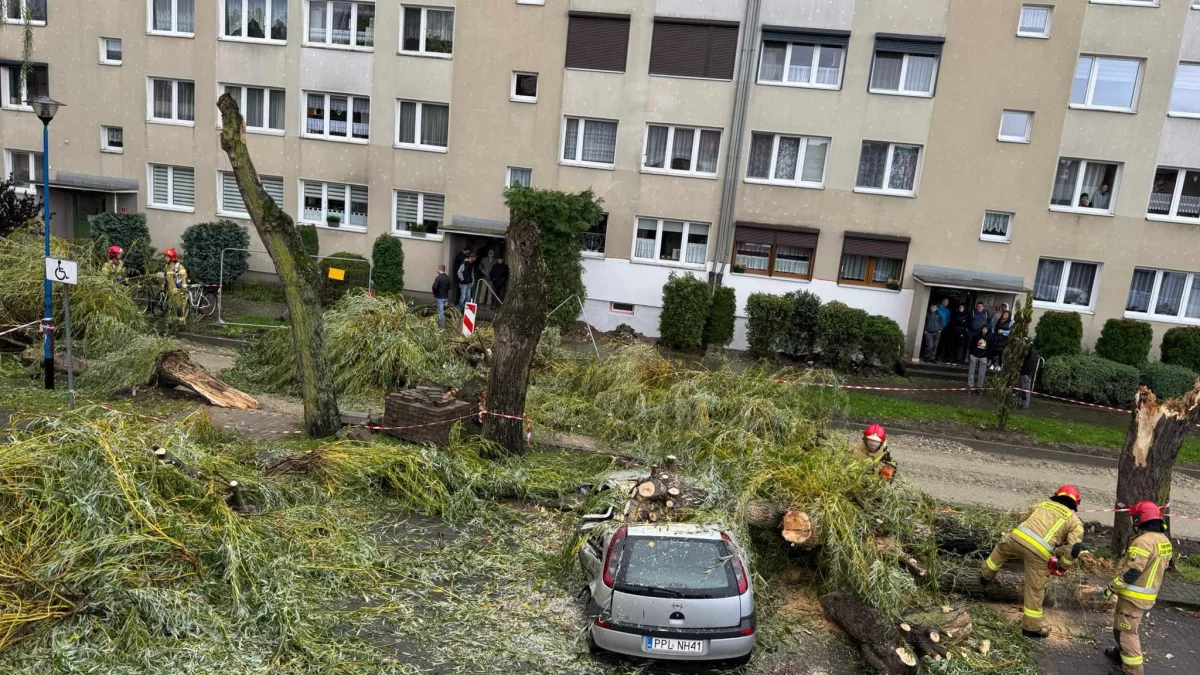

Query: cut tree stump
left=903, top=606, right=972, bottom=645
left=741, top=502, right=818, bottom=548
left=625, top=456, right=689, bottom=523
left=821, top=591, right=917, bottom=675
left=157, top=352, right=257, bottom=410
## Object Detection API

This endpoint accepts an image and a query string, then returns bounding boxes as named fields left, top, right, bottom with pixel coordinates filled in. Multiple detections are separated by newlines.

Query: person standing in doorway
left=989, top=303, right=1010, bottom=332
left=457, top=255, right=476, bottom=311
left=951, top=303, right=971, bottom=364
left=970, top=301, right=990, bottom=344
left=451, top=245, right=471, bottom=305
left=921, top=304, right=943, bottom=362
left=990, top=310, right=1013, bottom=370
left=477, top=249, right=496, bottom=306
left=968, top=325, right=991, bottom=392
left=432, top=264, right=452, bottom=328
left=489, top=256, right=509, bottom=308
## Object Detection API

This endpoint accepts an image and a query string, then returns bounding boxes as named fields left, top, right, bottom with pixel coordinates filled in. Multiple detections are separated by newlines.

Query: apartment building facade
left=3, top=0, right=1200, bottom=357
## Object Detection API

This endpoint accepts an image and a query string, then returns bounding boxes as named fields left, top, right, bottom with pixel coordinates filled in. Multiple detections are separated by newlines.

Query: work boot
left=1022, top=628, right=1050, bottom=639
left=978, top=575, right=990, bottom=587
left=1104, top=647, right=1122, bottom=663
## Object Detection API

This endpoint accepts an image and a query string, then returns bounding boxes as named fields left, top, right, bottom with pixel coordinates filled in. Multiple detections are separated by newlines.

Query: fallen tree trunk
left=821, top=591, right=917, bottom=675
left=938, top=564, right=1060, bottom=607
left=157, top=352, right=257, bottom=410
left=741, top=502, right=818, bottom=547
left=934, top=512, right=1002, bottom=558
left=903, top=606, right=972, bottom=645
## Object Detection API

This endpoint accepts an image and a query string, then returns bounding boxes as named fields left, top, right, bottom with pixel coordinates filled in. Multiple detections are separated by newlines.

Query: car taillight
left=593, top=617, right=612, bottom=629
left=602, top=525, right=627, bottom=588
left=722, top=532, right=749, bottom=595
left=739, top=627, right=755, bottom=636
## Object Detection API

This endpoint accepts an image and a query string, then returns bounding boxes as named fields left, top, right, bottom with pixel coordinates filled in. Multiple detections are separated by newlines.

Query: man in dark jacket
left=969, top=301, right=990, bottom=343
left=451, top=245, right=471, bottom=304
left=432, top=265, right=452, bottom=328
left=489, top=257, right=509, bottom=309
left=968, top=326, right=991, bottom=392
left=951, top=303, right=971, bottom=364
left=921, top=304, right=943, bottom=362
left=457, top=255, right=476, bottom=311
left=1018, top=340, right=1040, bottom=410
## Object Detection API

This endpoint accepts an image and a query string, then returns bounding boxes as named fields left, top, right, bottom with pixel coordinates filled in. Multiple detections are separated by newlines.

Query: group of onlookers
left=431, top=244, right=510, bottom=327
left=921, top=298, right=1038, bottom=408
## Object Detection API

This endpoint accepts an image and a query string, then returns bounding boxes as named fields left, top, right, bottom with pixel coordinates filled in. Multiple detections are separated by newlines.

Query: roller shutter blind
left=874, top=33, right=944, bottom=56
left=565, top=13, right=630, bottom=73
left=649, top=20, right=739, bottom=80
left=841, top=233, right=910, bottom=259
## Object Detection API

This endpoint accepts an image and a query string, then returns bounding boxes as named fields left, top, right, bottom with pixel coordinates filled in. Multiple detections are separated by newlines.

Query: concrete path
left=1036, top=605, right=1200, bottom=675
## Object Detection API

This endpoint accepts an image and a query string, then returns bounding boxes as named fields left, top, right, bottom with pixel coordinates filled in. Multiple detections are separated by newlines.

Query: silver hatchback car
left=579, top=520, right=756, bottom=664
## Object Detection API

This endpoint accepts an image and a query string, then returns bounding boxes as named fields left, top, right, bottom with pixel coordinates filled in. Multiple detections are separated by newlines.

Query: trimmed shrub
left=817, top=301, right=868, bottom=368
left=1094, top=318, right=1153, bottom=366
left=1033, top=311, right=1083, bottom=358
left=745, top=293, right=793, bottom=358
left=658, top=273, right=711, bottom=349
left=862, top=315, right=905, bottom=368
left=1040, top=354, right=1139, bottom=406
left=704, top=285, right=736, bottom=347
left=297, top=224, right=320, bottom=257
left=180, top=220, right=251, bottom=285
left=89, top=213, right=152, bottom=274
left=319, top=251, right=370, bottom=305
left=371, top=234, right=405, bottom=296
left=1140, top=362, right=1199, bottom=400
left=784, top=290, right=822, bottom=357
left=1161, top=326, right=1200, bottom=373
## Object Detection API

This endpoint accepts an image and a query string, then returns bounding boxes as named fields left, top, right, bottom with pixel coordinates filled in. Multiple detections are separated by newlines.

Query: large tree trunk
left=820, top=591, right=917, bottom=675
left=217, top=94, right=340, bottom=437
left=157, top=352, right=257, bottom=409
left=483, top=217, right=545, bottom=454
left=938, top=564, right=1060, bottom=607
left=1113, top=382, right=1200, bottom=552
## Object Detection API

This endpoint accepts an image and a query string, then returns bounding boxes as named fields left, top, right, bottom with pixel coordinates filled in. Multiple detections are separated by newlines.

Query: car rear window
left=617, top=536, right=736, bottom=597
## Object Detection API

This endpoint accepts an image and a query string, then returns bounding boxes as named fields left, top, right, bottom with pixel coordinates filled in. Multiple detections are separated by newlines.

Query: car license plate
left=644, top=637, right=705, bottom=654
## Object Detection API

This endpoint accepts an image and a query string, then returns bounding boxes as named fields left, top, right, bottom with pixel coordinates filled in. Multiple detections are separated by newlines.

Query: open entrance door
left=445, top=233, right=507, bottom=312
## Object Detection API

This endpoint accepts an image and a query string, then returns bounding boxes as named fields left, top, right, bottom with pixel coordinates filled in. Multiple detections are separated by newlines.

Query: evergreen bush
left=784, top=290, right=822, bottom=357
left=861, top=315, right=905, bottom=368
left=1094, top=318, right=1153, bottom=366
left=1161, top=326, right=1200, bottom=373
left=1033, top=311, right=1083, bottom=358
left=817, top=301, right=868, bottom=368
left=1040, top=354, right=1139, bottom=406
left=745, top=293, right=793, bottom=358
left=89, top=213, right=153, bottom=274
left=371, top=234, right=406, bottom=296
left=1139, top=362, right=1199, bottom=400
left=297, top=224, right=320, bottom=257
left=319, top=251, right=370, bottom=305
left=658, top=273, right=711, bottom=349
left=704, top=285, right=736, bottom=347
left=180, top=220, right=251, bottom=285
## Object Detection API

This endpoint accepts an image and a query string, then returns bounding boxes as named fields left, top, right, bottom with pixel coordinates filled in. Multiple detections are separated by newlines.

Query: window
left=506, top=166, right=531, bottom=187
left=223, top=0, right=288, bottom=41
left=1126, top=268, right=1200, bottom=324
left=1033, top=259, right=1099, bottom=310
left=223, top=85, right=286, bottom=133
left=1169, top=63, right=1200, bottom=117
left=1147, top=167, right=1200, bottom=222
left=998, top=110, right=1032, bottom=143
left=149, top=0, right=195, bottom=35
left=1070, top=56, right=1141, bottom=111
left=565, top=13, right=630, bottom=73
left=400, top=5, right=453, bottom=55
left=4, top=149, right=43, bottom=190
left=393, top=190, right=444, bottom=236
left=304, top=92, right=370, bottom=142
left=518, top=0, right=545, bottom=5
left=648, top=20, right=739, bottom=80
left=869, top=36, right=943, bottom=96
left=561, top=117, right=618, bottom=168
left=746, top=133, right=828, bottom=187
left=633, top=218, right=709, bottom=266
left=980, top=211, right=1013, bottom=242
left=759, top=39, right=845, bottom=89
left=642, top=124, right=721, bottom=177
left=395, top=100, right=449, bottom=150
left=610, top=302, right=634, bottom=314
left=148, top=164, right=195, bottom=211
left=1, top=64, right=48, bottom=110
left=301, top=180, right=368, bottom=230
left=1091, top=0, right=1158, bottom=5
left=101, top=126, right=123, bottom=153
left=733, top=225, right=817, bottom=280
left=1050, top=158, right=1119, bottom=213
left=1017, top=5, right=1052, bottom=38
left=306, top=0, right=374, bottom=48
left=838, top=234, right=909, bottom=289
left=4, top=0, right=46, bottom=24
left=100, top=38, right=123, bottom=65
left=147, top=78, right=195, bottom=124
left=511, top=72, right=538, bottom=103
left=219, top=171, right=284, bottom=217
left=583, top=214, right=607, bottom=255
left=856, top=141, right=921, bottom=195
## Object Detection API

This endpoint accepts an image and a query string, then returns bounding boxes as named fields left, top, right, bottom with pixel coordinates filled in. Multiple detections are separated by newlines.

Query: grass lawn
left=844, top=391, right=1200, bottom=465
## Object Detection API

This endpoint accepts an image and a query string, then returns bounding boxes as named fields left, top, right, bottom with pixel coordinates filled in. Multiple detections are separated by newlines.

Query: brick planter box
left=382, top=386, right=473, bottom=446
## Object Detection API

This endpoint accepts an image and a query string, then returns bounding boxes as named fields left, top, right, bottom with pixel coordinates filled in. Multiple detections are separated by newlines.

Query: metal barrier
left=472, top=278, right=504, bottom=308
left=216, top=248, right=374, bottom=329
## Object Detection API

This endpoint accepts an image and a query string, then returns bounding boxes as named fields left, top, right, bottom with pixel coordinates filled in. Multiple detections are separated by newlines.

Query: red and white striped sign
left=462, top=302, right=477, bottom=337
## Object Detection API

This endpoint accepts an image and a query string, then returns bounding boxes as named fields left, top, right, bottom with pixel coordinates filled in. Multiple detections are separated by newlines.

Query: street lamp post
left=33, top=95, right=64, bottom=390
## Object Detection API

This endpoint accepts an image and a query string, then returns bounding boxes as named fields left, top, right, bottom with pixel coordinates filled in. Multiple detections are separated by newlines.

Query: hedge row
left=741, top=291, right=903, bottom=369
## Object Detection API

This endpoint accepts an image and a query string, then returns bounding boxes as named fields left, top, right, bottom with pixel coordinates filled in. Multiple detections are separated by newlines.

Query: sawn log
left=157, top=351, right=257, bottom=410
left=820, top=591, right=917, bottom=675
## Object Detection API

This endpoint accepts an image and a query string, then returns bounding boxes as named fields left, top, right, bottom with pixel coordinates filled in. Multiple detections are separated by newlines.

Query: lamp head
left=31, top=96, right=64, bottom=124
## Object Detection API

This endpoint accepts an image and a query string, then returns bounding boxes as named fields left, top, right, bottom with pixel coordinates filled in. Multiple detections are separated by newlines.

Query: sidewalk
left=1036, top=605, right=1200, bottom=674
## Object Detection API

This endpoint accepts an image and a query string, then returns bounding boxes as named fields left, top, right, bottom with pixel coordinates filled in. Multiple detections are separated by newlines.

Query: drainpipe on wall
left=710, top=0, right=762, bottom=290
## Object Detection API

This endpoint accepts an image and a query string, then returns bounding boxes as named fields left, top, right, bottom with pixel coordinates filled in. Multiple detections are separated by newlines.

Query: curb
left=177, top=332, right=252, bottom=349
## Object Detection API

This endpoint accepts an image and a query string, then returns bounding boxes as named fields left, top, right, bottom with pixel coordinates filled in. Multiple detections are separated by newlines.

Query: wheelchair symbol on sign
left=54, top=262, right=68, bottom=281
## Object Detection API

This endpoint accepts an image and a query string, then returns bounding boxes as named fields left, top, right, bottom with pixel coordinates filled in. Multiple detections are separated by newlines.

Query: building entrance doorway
left=445, top=233, right=507, bottom=310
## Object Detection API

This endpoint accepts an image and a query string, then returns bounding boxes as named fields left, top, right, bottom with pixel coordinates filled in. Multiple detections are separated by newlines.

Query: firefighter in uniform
left=980, top=484, right=1085, bottom=638
left=102, top=245, right=126, bottom=283
left=852, top=424, right=897, bottom=482
left=162, top=248, right=189, bottom=325
left=1102, top=500, right=1172, bottom=675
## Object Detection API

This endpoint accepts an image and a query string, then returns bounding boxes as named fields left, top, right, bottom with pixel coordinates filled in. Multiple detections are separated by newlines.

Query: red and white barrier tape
left=0, top=319, right=42, bottom=338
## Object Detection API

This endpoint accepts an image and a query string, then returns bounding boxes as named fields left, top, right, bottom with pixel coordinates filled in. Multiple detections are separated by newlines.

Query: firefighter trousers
left=980, top=535, right=1049, bottom=632
left=1113, top=598, right=1145, bottom=675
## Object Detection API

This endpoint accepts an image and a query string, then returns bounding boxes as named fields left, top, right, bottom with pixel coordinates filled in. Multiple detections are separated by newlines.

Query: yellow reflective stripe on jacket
left=985, top=556, right=1002, bottom=572
left=1013, top=526, right=1053, bottom=559
left=1121, top=653, right=1144, bottom=666
left=1023, top=607, right=1043, bottom=619
left=1127, top=546, right=1151, bottom=558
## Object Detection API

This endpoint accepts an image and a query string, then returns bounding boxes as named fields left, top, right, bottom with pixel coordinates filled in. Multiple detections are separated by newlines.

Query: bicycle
left=132, top=278, right=168, bottom=317
left=186, top=283, right=218, bottom=320
left=132, top=278, right=216, bottom=322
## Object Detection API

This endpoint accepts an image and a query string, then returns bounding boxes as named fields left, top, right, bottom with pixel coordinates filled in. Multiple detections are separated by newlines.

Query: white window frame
left=302, top=91, right=371, bottom=144
left=1070, top=55, right=1143, bottom=113
left=1145, top=166, right=1200, bottom=224
left=222, top=84, right=286, bottom=135
left=398, top=5, right=454, bottom=57
left=868, top=52, right=939, bottom=97
left=147, top=164, right=195, bottom=213
left=304, top=0, right=375, bottom=51
left=390, top=189, right=445, bottom=241
left=1168, top=62, right=1200, bottom=118
left=640, top=124, right=722, bottom=179
left=146, top=78, right=195, bottom=126
left=1032, top=258, right=1101, bottom=312
left=1125, top=268, right=1200, bottom=326
left=217, top=171, right=284, bottom=218
left=1048, top=158, right=1121, bottom=215
left=4, top=149, right=42, bottom=193
left=220, top=0, right=288, bottom=44
left=511, top=71, right=538, bottom=103
left=560, top=116, right=618, bottom=170
left=1089, top=0, right=1159, bottom=6
left=298, top=179, right=369, bottom=232
left=744, top=132, right=828, bottom=189
left=609, top=302, right=634, bottom=315
left=99, top=37, right=123, bottom=65
left=998, top=110, right=1033, bottom=143
left=4, top=0, right=47, bottom=25
left=980, top=210, right=1013, bottom=243
left=506, top=166, right=532, bottom=188
left=101, top=126, right=124, bottom=154
left=757, top=41, right=845, bottom=90
left=854, top=141, right=923, bottom=197
left=1016, top=4, right=1053, bottom=38
left=0, top=66, right=33, bottom=111
left=393, top=99, right=450, bottom=152
left=630, top=217, right=710, bottom=269
left=147, top=0, right=195, bottom=37
left=517, top=0, right=545, bottom=5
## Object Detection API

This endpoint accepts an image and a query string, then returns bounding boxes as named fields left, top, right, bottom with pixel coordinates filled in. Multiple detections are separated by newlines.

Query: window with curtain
left=837, top=254, right=903, bottom=288
left=401, top=5, right=453, bottom=54
left=745, top=132, right=828, bottom=187
left=632, top=218, right=709, bottom=267
left=758, top=40, right=844, bottom=88
left=1071, top=56, right=1141, bottom=110
left=1017, top=5, right=1052, bottom=37
left=641, top=124, right=721, bottom=177
left=101, top=38, right=123, bottom=64
left=5, top=150, right=42, bottom=187
left=1148, top=166, right=1200, bottom=220
left=998, top=110, right=1032, bottom=142
left=223, top=84, right=285, bottom=132
left=1126, top=269, right=1156, bottom=312
left=102, top=126, right=124, bottom=152
left=395, top=100, right=449, bottom=150
left=1049, top=158, right=1119, bottom=212
left=300, top=180, right=368, bottom=229
left=1033, top=258, right=1099, bottom=309
left=1170, top=63, right=1200, bottom=116
left=151, top=0, right=194, bottom=34
left=856, top=141, right=921, bottom=194
left=223, top=0, right=286, bottom=41
left=148, top=78, right=195, bottom=124
left=306, top=1, right=374, bottom=48
left=393, top=190, right=444, bottom=235
left=219, top=171, right=283, bottom=217
left=980, top=211, right=1012, bottom=241
left=562, top=117, right=618, bottom=167
left=1126, top=267, right=1200, bottom=323
left=733, top=228, right=815, bottom=280
left=870, top=51, right=938, bottom=95
left=303, top=91, right=369, bottom=142
left=148, top=164, right=195, bottom=210
left=506, top=167, right=532, bottom=188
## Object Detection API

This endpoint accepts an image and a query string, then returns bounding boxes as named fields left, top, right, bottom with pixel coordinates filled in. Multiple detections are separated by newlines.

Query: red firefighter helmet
left=108, top=245, right=122, bottom=259
left=1054, top=484, right=1081, bottom=506
left=164, top=248, right=178, bottom=261
left=1128, top=500, right=1162, bottom=525
left=863, top=423, right=887, bottom=450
